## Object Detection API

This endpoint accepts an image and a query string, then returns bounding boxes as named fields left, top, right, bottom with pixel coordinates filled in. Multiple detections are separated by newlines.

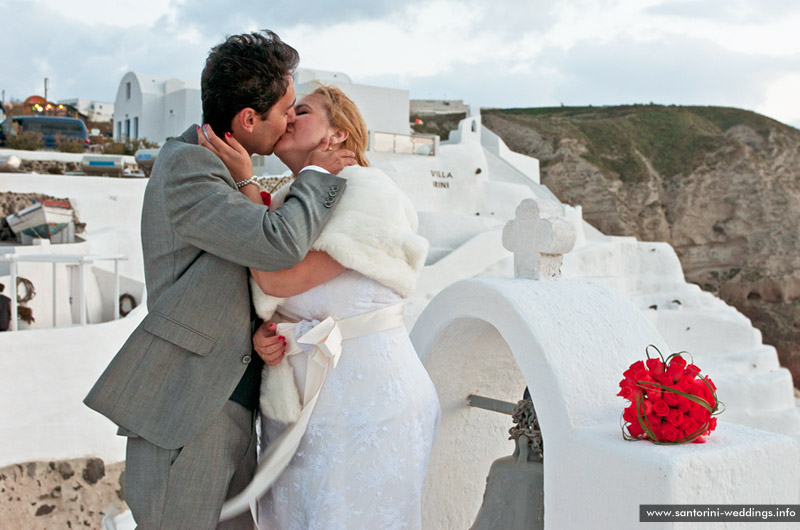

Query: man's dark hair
left=0, top=283, right=4, bottom=293
left=201, top=30, right=299, bottom=135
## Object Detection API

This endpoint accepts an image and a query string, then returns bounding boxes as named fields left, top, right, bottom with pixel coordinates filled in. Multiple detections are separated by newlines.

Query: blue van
left=1, top=116, right=90, bottom=150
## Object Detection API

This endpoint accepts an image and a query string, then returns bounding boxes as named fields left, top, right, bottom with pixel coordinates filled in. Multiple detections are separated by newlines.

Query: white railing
left=369, top=131, right=439, bottom=156
left=1, top=253, right=128, bottom=331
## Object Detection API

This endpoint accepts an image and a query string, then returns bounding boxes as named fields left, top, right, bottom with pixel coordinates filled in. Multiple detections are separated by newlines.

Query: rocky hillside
left=416, top=105, right=800, bottom=385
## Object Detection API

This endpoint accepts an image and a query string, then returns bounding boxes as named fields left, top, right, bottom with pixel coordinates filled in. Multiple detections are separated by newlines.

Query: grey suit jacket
left=85, top=125, right=345, bottom=449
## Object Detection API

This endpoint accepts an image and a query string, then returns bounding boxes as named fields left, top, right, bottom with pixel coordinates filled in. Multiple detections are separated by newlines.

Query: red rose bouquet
left=618, top=345, right=723, bottom=444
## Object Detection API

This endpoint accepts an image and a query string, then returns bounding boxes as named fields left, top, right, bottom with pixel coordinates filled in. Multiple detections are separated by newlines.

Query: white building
left=111, top=69, right=409, bottom=148
left=58, top=98, right=114, bottom=122
left=112, top=72, right=201, bottom=144
left=296, top=69, right=410, bottom=136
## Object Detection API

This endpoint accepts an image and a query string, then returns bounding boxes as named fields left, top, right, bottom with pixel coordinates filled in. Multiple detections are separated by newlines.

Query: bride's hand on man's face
left=196, top=124, right=253, bottom=182
left=303, top=137, right=357, bottom=175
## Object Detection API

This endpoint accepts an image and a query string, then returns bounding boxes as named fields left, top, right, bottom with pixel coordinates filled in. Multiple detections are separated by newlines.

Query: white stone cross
left=502, top=198, right=577, bottom=280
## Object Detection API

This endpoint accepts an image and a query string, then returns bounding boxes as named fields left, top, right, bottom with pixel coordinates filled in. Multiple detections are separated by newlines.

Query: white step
left=713, top=368, right=796, bottom=412
left=695, top=345, right=781, bottom=375
left=721, top=407, right=800, bottom=437
left=647, top=308, right=762, bottom=356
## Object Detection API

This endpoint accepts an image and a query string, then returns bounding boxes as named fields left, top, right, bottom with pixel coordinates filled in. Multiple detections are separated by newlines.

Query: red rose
left=669, top=355, right=687, bottom=369
left=638, top=399, right=654, bottom=416
left=667, top=408, right=684, bottom=427
left=682, top=417, right=700, bottom=437
left=646, top=386, right=662, bottom=401
left=652, top=399, right=670, bottom=417
left=666, top=362, right=684, bottom=382
left=635, top=368, right=654, bottom=385
left=624, top=361, right=646, bottom=378
left=692, top=382, right=715, bottom=408
left=689, top=404, right=711, bottom=423
left=685, top=364, right=701, bottom=377
left=623, top=405, right=638, bottom=424
left=660, top=423, right=680, bottom=442
left=706, top=417, right=718, bottom=434
left=657, top=373, right=673, bottom=386
left=617, top=385, right=641, bottom=402
left=663, top=389, right=681, bottom=407
left=646, top=358, right=664, bottom=375
left=678, top=375, right=695, bottom=392
left=627, top=422, right=645, bottom=438
left=646, top=415, right=662, bottom=437
left=677, top=396, right=691, bottom=413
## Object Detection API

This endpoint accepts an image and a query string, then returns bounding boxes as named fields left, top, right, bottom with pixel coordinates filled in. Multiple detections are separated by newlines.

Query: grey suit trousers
left=124, top=401, right=257, bottom=530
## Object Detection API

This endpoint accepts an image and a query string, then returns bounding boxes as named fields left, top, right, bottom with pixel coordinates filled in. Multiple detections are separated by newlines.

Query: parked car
left=1, top=116, right=90, bottom=150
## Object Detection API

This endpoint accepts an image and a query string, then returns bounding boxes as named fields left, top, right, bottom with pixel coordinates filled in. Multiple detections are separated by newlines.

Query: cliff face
left=436, top=106, right=800, bottom=384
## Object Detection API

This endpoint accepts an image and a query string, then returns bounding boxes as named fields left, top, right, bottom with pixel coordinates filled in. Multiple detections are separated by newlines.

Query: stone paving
left=0, top=457, right=125, bottom=529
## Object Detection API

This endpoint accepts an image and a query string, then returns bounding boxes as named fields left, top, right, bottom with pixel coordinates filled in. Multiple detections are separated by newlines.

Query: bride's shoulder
left=339, top=165, right=397, bottom=190
left=339, top=164, right=384, bottom=178
left=335, top=165, right=417, bottom=226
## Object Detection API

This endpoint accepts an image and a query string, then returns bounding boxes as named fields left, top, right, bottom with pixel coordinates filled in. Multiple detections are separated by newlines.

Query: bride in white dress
left=259, top=271, right=439, bottom=530
left=203, top=84, right=440, bottom=530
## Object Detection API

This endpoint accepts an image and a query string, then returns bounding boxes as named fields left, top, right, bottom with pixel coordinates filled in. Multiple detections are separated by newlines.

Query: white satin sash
left=219, top=303, right=406, bottom=522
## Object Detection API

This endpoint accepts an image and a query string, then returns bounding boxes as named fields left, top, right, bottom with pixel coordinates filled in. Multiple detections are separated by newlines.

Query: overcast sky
left=2, top=0, right=799, bottom=128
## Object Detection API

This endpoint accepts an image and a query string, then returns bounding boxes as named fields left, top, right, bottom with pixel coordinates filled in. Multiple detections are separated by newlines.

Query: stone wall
left=0, top=457, right=125, bottom=529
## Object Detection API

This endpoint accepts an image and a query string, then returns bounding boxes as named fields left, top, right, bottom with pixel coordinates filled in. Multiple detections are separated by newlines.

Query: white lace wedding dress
left=257, top=270, right=440, bottom=530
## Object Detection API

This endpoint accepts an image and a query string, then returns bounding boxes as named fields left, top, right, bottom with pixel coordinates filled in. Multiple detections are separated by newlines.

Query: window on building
left=126, top=82, right=131, bottom=100
left=370, top=131, right=436, bottom=156
left=134, top=117, right=139, bottom=139
left=125, top=119, right=130, bottom=139
left=116, top=121, right=121, bottom=139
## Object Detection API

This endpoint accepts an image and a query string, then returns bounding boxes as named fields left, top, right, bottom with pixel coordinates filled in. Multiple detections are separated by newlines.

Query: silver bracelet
left=236, top=176, right=259, bottom=189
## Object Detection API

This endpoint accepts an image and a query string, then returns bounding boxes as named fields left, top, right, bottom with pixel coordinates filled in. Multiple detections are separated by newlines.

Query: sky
left=2, top=0, right=800, bottom=128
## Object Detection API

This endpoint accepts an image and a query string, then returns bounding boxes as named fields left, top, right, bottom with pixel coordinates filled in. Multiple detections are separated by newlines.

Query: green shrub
left=55, top=134, right=86, bottom=153
left=102, top=137, right=159, bottom=155
left=6, top=131, right=43, bottom=151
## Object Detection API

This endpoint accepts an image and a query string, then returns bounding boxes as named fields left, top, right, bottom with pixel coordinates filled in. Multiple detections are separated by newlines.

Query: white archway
left=412, top=277, right=800, bottom=529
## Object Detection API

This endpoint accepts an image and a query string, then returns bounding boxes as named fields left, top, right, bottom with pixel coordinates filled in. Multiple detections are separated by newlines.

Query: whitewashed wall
left=0, top=308, right=144, bottom=467
left=113, top=72, right=201, bottom=144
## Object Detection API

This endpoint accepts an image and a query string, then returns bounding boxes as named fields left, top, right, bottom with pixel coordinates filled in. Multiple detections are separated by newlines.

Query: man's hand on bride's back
left=304, top=137, right=357, bottom=175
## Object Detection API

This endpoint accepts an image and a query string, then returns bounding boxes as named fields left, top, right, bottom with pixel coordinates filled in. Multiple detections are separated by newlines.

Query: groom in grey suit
left=85, top=31, right=351, bottom=529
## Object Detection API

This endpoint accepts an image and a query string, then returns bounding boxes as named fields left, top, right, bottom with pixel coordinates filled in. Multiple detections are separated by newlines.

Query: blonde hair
left=309, top=84, right=370, bottom=167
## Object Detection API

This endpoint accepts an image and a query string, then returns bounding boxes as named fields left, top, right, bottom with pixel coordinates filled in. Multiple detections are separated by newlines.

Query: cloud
left=646, top=0, right=800, bottom=24
left=2, top=0, right=800, bottom=131
left=32, top=0, right=176, bottom=27
left=360, top=29, right=799, bottom=128
left=171, top=0, right=404, bottom=36
left=552, top=36, right=782, bottom=108
left=757, top=73, right=800, bottom=128
left=2, top=0, right=211, bottom=102
left=643, top=0, right=800, bottom=56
